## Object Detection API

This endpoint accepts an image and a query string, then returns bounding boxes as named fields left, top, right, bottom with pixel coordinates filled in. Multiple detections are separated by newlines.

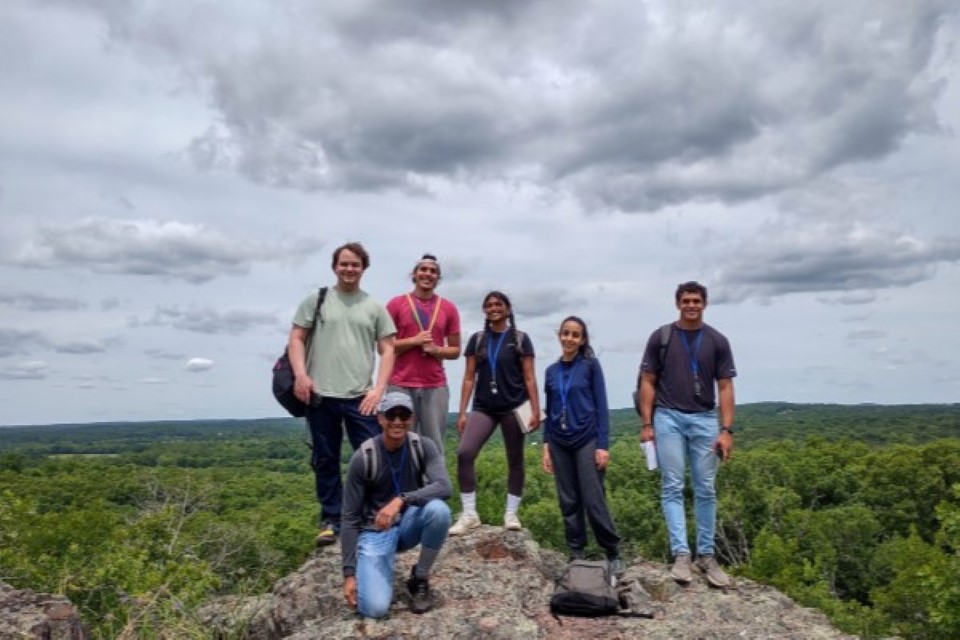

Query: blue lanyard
left=486, top=330, right=507, bottom=380
left=679, top=329, right=703, bottom=377
left=558, top=360, right=575, bottom=417
left=381, top=440, right=408, bottom=498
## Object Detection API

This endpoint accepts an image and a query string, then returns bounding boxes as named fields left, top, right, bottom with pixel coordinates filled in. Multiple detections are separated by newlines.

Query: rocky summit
left=196, top=525, right=857, bottom=640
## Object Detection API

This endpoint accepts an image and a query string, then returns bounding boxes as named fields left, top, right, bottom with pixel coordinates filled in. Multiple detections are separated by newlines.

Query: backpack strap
left=361, top=438, right=378, bottom=482
left=657, top=323, right=673, bottom=372
left=632, top=323, right=674, bottom=414
left=408, top=432, right=425, bottom=485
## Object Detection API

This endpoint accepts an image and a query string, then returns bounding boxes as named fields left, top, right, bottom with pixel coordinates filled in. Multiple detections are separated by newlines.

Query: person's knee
left=358, top=594, right=392, bottom=619
left=422, top=500, right=452, bottom=528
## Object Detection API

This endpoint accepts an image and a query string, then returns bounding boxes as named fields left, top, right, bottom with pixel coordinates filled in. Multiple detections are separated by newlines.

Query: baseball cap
left=379, top=391, right=414, bottom=414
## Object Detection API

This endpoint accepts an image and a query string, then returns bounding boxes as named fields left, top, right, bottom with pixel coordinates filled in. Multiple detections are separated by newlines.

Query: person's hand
left=359, top=387, right=384, bottom=415
left=595, top=449, right=610, bottom=470
left=375, top=498, right=402, bottom=530
left=715, top=431, right=734, bottom=462
left=526, top=412, right=540, bottom=433
left=294, top=375, right=314, bottom=404
left=542, top=447, right=553, bottom=474
left=344, top=576, right=357, bottom=609
left=457, top=413, right=468, bottom=435
left=414, top=330, right=433, bottom=346
left=640, top=423, right=655, bottom=443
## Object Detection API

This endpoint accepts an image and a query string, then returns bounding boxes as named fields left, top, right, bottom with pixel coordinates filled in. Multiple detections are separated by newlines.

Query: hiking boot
left=568, top=549, right=585, bottom=562
left=406, top=568, right=433, bottom=614
left=670, top=553, right=693, bottom=584
left=503, top=512, right=522, bottom=531
left=449, top=511, right=481, bottom=535
left=696, top=555, right=732, bottom=588
left=315, top=522, right=338, bottom=547
left=607, top=556, right=625, bottom=578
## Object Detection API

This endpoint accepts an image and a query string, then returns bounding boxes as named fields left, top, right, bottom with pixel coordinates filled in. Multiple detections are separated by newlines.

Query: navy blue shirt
left=466, top=329, right=534, bottom=414
left=543, top=355, right=610, bottom=450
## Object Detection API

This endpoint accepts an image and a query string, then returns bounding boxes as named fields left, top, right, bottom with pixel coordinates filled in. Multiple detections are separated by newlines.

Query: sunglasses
left=384, top=408, right=413, bottom=422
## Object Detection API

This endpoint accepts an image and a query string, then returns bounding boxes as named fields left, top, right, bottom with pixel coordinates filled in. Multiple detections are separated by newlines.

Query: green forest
left=1, top=402, right=959, bottom=639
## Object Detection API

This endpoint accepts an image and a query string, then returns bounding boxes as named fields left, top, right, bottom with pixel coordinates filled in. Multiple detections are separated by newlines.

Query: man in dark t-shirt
left=638, top=281, right=737, bottom=589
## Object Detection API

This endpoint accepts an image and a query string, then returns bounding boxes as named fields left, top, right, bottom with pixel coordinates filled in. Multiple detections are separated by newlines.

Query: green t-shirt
left=292, top=288, right=396, bottom=398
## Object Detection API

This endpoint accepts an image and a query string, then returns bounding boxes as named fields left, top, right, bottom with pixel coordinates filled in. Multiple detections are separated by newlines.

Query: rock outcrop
left=201, top=525, right=858, bottom=639
left=0, top=583, right=87, bottom=640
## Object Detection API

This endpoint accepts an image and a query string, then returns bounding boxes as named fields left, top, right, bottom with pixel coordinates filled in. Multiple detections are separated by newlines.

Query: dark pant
left=306, top=396, right=380, bottom=526
left=456, top=410, right=525, bottom=496
left=549, top=438, right=620, bottom=557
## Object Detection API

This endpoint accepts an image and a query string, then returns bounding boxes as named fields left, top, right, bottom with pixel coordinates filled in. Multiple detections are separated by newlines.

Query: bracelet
left=642, top=423, right=653, bottom=428
left=720, top=426, right=734, bottom=434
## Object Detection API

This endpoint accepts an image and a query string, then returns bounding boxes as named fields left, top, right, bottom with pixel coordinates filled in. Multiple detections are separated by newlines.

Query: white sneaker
left=503, top=512, right=522, bottom=531
left=449, top=511, right=482, bottom=535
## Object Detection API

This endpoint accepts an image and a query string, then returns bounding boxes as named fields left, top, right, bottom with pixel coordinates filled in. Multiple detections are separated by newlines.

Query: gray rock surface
left=202, top=525, right=859, bottom=639
left=0, top=583, right=87, bottom=640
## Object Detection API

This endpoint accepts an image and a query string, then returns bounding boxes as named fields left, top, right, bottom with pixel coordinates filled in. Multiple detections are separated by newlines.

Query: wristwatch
left=720, top=425, right=734, bottom=434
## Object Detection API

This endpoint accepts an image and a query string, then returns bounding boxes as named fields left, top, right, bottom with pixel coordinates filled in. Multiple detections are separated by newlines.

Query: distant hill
left=2, top=403, right=958, bottom=453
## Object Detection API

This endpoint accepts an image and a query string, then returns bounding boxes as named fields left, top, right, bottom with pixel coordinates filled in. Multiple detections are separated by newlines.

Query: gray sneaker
left=670, top=553, right=692, bottom=584
left=696, top=555, right=732, bottom=588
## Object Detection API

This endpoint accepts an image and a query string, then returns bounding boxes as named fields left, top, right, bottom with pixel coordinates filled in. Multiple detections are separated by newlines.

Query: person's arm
left=424, top=332, right=461, bottom=360
left=395, top=331, right=434, bottom=355
left=639, top=371, right=657, bottom=443
left=521, top=356, right=541, bottom=432
left=401, top=439, right=452, bottom=504
left=288, top=324, right=313, bottom=403
left=340, top=454, right=365, bottom=582
left=457, top=354, right=476, bottom=434
left=591, top=360, right=611, bottom=470
left=360, top=334, right=396, bottom=415
left=715, top=377, right=735, bottom=461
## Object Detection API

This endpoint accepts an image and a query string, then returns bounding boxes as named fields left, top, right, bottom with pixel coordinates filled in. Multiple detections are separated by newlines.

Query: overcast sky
left=2, top=1, right=959, bottom=426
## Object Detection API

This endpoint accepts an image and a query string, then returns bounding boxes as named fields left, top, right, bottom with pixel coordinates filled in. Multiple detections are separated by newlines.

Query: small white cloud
left=0, top=360, right=50, bottom=380
left=185, top=357, right=214, bottom=372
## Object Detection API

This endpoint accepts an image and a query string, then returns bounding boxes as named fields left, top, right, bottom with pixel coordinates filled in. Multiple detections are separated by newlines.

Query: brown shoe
left=696, top=555, right=732, bottom=588
left=670, top=554, right=692, bottom=584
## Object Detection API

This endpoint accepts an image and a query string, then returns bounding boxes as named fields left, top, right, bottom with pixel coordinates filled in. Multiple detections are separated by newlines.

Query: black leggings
left=456, top=410, right=525, bottom=496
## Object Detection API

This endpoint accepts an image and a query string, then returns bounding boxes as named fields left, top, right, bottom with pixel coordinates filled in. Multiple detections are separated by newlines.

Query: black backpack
left=549, top=560, right=620, bottom=617
left=272, top=287, right=327, bottom=417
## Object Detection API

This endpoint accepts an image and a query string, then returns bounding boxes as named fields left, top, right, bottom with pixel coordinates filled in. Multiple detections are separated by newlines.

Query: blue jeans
left=306, top=396, right=380, bottom=526
left=356, top=500, right=451, bottom=619
left=654, top=407, right=719, bottom=556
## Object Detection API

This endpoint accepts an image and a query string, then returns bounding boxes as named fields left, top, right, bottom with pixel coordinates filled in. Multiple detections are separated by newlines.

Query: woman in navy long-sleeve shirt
left=542, top=316, right=621, bottom=569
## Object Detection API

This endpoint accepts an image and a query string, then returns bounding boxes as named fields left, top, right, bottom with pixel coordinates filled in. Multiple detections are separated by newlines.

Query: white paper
left=641, top=441, right=658, bottom=471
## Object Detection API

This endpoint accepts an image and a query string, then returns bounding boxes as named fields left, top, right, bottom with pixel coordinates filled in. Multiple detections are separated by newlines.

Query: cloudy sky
left=2, top=1, right=959, bottom=426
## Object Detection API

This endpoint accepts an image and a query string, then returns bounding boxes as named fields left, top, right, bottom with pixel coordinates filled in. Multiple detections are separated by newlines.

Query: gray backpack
left=360, top=433, right=426, bottom=484
left=549, top=560, right=620, bottom=617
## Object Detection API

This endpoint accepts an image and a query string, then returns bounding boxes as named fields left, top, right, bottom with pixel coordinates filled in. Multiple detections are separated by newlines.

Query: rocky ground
left=1, top=525, right=860, bottom=639
left=199, top=525, right=858, bottom=640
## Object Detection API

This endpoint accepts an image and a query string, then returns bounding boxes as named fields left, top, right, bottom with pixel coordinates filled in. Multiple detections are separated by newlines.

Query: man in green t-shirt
left=288, top=241, right=397, bottom=546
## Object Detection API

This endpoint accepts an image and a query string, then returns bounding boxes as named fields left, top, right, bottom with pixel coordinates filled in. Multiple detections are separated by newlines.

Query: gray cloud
left=0, top=292, right=87, bottom=312
left=68, top=0, right=957, bottom=211
left=136, top=306, right=278, bottom=335
left=0, top=329, right=49, bottom=357
left=8, top=217, right=320, bottom=284
left=53, top=339, right=113, bottom=354
left=145, top=348, right=187, bottom=360
left=713, top=224, right=960, bottom=302
left=847, top=329, right=887, bottom=340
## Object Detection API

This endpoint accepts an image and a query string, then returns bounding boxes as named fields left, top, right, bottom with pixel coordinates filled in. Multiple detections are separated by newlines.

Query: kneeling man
left=342, top=391, right=453, bottom=617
